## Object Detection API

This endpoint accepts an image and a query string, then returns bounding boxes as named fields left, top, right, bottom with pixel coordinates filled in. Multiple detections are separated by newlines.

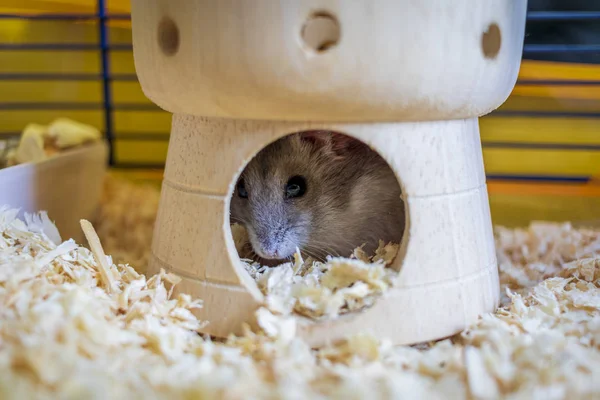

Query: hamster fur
left=230, top=131, right=404, bottom=265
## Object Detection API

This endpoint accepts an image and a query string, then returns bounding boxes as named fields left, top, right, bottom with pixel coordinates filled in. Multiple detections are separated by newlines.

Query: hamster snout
left=230, top=131, right=404, bottom=265
left=231, top=166, right=312, bottom=261
left=246, top=220, right=304, bottom=260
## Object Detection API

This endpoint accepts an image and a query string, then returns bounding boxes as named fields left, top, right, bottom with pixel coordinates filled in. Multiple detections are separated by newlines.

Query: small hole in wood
left=157, top=16, right=179, bottom=56
left=301, top=11, right=341, bottom=53
left=481, top=22, right=501, bottom=59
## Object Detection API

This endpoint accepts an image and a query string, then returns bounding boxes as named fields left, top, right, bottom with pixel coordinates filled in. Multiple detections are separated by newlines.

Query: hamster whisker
left=304, top=243, right=338, bottom=256
left=245, top=250, right=263, bottom=265
left=296, top=246, right=320, bottom=259
left=300, top=249, right=323, bottom=262
left=229, top=131, right=404, bottom=271
left=308, top=250, right=331, bottom=260
left=301, top=245, right=332, bottom=260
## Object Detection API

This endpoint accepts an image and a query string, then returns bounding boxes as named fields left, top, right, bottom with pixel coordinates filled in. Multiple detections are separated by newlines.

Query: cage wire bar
left=0, top=5, right=599, bottom=179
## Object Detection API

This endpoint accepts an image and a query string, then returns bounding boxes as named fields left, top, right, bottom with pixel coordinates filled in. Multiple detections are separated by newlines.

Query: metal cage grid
left=0, top=3, right=599, bottom=182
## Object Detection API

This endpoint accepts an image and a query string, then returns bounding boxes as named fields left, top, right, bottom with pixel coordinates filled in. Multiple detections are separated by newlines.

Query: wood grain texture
left=147, top=116, right=499, bottom=345
left=150, top=183, right=262, bottom=293
left=134, top=0, right=525, bottom=346
left=131, top=0, right=527, bottom=122
left=0, top=142, right=108, bottom=243
left=164, top=116, right=486, bottom=198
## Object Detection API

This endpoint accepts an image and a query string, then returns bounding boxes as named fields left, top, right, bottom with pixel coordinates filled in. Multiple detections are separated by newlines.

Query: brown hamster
left=230, top=131, right=404, bottom=265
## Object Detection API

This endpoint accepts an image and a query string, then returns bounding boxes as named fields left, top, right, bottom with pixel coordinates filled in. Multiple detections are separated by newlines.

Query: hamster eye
left=285, top=176, right=306, bottom=199
left=237, top=179, right=248, bottom=199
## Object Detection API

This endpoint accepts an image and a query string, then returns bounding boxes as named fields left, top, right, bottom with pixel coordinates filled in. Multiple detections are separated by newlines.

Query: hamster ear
left=299, top=131, right=361, bottom=158
left=298, top=130, right=330, bottom=147
left=329, top=132, right=362, bottom=156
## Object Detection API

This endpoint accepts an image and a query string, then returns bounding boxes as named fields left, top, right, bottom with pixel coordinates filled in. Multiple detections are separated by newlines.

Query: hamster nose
left=260, top=246, right=280, bottom=259
left=255, top=241, right=279, bottom=259
left=254, top=229, right=288, bottom=259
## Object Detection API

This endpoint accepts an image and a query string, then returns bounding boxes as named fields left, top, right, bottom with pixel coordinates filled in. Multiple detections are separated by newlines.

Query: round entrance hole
left=301, top=11, right=341, bottom=53
left=228, top=130, right=406, bottom=271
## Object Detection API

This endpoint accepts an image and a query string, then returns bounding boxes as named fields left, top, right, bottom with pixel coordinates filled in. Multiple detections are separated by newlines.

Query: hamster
left=230, top=131, right=405, bottom=266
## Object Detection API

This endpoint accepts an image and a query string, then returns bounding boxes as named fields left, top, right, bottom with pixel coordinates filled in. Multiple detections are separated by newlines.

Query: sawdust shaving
left=95, top=175, right=402, bottom=321
left=239, top=237, right=400, bottom=320
left=2, top=179, right=596, bottom=398
left=496, top=222, right=600, bottom=305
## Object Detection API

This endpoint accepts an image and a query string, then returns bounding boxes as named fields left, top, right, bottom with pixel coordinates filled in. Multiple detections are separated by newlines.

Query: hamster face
left=230, top=131, right=404, bottom=265
left=230, top=132, right=365, bottom=263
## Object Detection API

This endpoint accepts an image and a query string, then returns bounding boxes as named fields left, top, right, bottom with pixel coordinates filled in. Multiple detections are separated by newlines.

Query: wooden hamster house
left=130, top=0, right=527, bottom=347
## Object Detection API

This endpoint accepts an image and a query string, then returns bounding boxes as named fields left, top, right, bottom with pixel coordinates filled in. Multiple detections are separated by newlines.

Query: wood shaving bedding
left=239, top=238, right=400, bottom=320
left=95, top=174, right=402, bottom=320
left=496, top=222, right=600, bottom=305
left=4, top=177, right=595, bottom=399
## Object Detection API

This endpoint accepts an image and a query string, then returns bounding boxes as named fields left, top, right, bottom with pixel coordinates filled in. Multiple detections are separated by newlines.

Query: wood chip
left=80, top=219, right=117, bottom=294
left=1, top=180, right=597, bottom=399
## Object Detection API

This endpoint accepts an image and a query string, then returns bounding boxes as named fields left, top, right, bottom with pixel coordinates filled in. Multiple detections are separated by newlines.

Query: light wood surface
left=0, top=141, right=108, bottom=243
left=147, top=117, right=499, bottom=345
left=131, top=0, right=527, bottom=122
left=133, top=0, right=527, bottom=345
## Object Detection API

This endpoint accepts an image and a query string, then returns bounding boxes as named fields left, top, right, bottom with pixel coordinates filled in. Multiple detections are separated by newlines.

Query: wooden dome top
left=131, top=0, right=527, bottom=122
